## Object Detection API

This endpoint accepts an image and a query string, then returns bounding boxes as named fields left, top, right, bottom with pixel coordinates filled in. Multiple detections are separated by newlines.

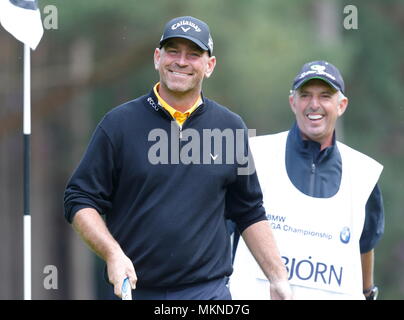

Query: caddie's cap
left=292, top=60, right=345, bottom=94
left=159, top=16, right=214, bottom=56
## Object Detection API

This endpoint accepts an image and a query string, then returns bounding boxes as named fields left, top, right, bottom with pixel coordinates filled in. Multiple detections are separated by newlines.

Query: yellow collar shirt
left=153, top=83, right=202, bottom=127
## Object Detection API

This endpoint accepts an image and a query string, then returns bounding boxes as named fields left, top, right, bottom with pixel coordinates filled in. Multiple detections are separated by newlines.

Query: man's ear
left=204, top=55, right=216, bottom=78
left=289, top=94, right=297, bottom=115
left=337, top=96, right=348, bottom=117
left=154, top=48, right=161, bottom=70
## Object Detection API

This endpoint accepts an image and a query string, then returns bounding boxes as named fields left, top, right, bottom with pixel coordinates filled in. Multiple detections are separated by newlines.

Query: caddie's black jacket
left=64, top=89, right=266, bottom=288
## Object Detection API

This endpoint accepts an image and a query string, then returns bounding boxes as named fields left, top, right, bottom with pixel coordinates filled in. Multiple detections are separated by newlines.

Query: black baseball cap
left=159, top=16, right=214, bottom=56
left=292, top=60, right=345, bottom=94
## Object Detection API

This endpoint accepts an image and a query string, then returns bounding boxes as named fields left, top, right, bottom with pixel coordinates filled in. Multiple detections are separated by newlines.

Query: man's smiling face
left=289, top=79, right=348, bottom=149
left=154, top=37, right=215, bottom=96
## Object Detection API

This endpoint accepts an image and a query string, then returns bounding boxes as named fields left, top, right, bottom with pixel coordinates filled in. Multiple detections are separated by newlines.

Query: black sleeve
left=225, top=121, right=267, bottom=234
left=359, top=184, right=385, bottom=253
left=63, top=124, right=117, bottom=223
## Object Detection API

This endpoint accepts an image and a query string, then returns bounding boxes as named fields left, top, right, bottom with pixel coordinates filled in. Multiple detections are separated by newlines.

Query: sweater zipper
left=182, top=104, right=202, bottom=128
left=158, top=106, right=182, bottom=139
left=180, top=103, right=203, bottom=139
left=160, top=102, right=203, bottom=141
left=309, top=162, right=316, bottom=196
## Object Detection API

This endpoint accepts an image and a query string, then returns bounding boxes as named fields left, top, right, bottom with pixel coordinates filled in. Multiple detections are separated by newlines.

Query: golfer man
left=64, top=16, right=292, bottom=300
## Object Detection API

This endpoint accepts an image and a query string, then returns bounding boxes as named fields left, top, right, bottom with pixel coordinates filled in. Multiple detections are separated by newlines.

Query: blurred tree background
left=0, top=0, right=403, bottom=299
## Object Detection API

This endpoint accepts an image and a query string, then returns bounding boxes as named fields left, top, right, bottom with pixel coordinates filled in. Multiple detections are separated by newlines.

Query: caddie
left=230, top=60, right=384, bottom=300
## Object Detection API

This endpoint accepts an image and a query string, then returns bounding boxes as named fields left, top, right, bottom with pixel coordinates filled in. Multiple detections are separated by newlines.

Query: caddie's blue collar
left=289, top=122, right=337, bottom=164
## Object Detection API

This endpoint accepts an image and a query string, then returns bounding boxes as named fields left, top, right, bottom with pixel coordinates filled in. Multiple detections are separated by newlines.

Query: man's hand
left=270, top=280, right=293, bottom=300
left=242, top=221, right=293, bottom=300
left=106, top=251, right=137, bottom=298
left=71, top=208, right=137, bottom=298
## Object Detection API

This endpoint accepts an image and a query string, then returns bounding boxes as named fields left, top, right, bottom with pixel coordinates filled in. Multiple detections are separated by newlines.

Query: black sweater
left=64, top=89, right=266, bottom=288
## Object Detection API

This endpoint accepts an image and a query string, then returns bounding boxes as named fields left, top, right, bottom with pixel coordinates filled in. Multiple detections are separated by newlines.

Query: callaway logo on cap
left=159, top=16, right=214, bottom=56
left=292, top=60, right=345, bottom=94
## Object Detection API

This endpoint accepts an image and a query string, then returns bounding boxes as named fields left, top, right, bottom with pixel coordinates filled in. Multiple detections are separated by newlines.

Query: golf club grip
left=121, top=277, right=132, bottom=300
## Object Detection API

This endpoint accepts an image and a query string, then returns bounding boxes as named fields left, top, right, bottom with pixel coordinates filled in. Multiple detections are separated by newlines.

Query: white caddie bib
left=230, top=131, right=383, bottom=300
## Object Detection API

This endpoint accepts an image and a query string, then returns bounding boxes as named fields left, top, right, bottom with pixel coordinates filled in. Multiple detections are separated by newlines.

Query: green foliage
left=341, top=0, right=404, bottom=299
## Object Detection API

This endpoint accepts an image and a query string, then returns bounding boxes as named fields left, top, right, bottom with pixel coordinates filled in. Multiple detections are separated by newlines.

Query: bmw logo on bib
left=340, top=227, right=351, bottom=244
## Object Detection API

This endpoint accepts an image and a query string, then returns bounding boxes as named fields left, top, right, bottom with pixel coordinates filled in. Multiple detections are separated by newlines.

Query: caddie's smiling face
left=154, top=38, right=216, bottom=97
left=289, top=79, right=348, bottom=149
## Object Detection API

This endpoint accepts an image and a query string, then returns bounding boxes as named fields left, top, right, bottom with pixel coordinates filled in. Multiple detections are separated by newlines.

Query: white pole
left=23, top=43, right=32, bottom=300
left=24, top=215, right=31, bottom=300
left=23, top=45, right=31, bottom=136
